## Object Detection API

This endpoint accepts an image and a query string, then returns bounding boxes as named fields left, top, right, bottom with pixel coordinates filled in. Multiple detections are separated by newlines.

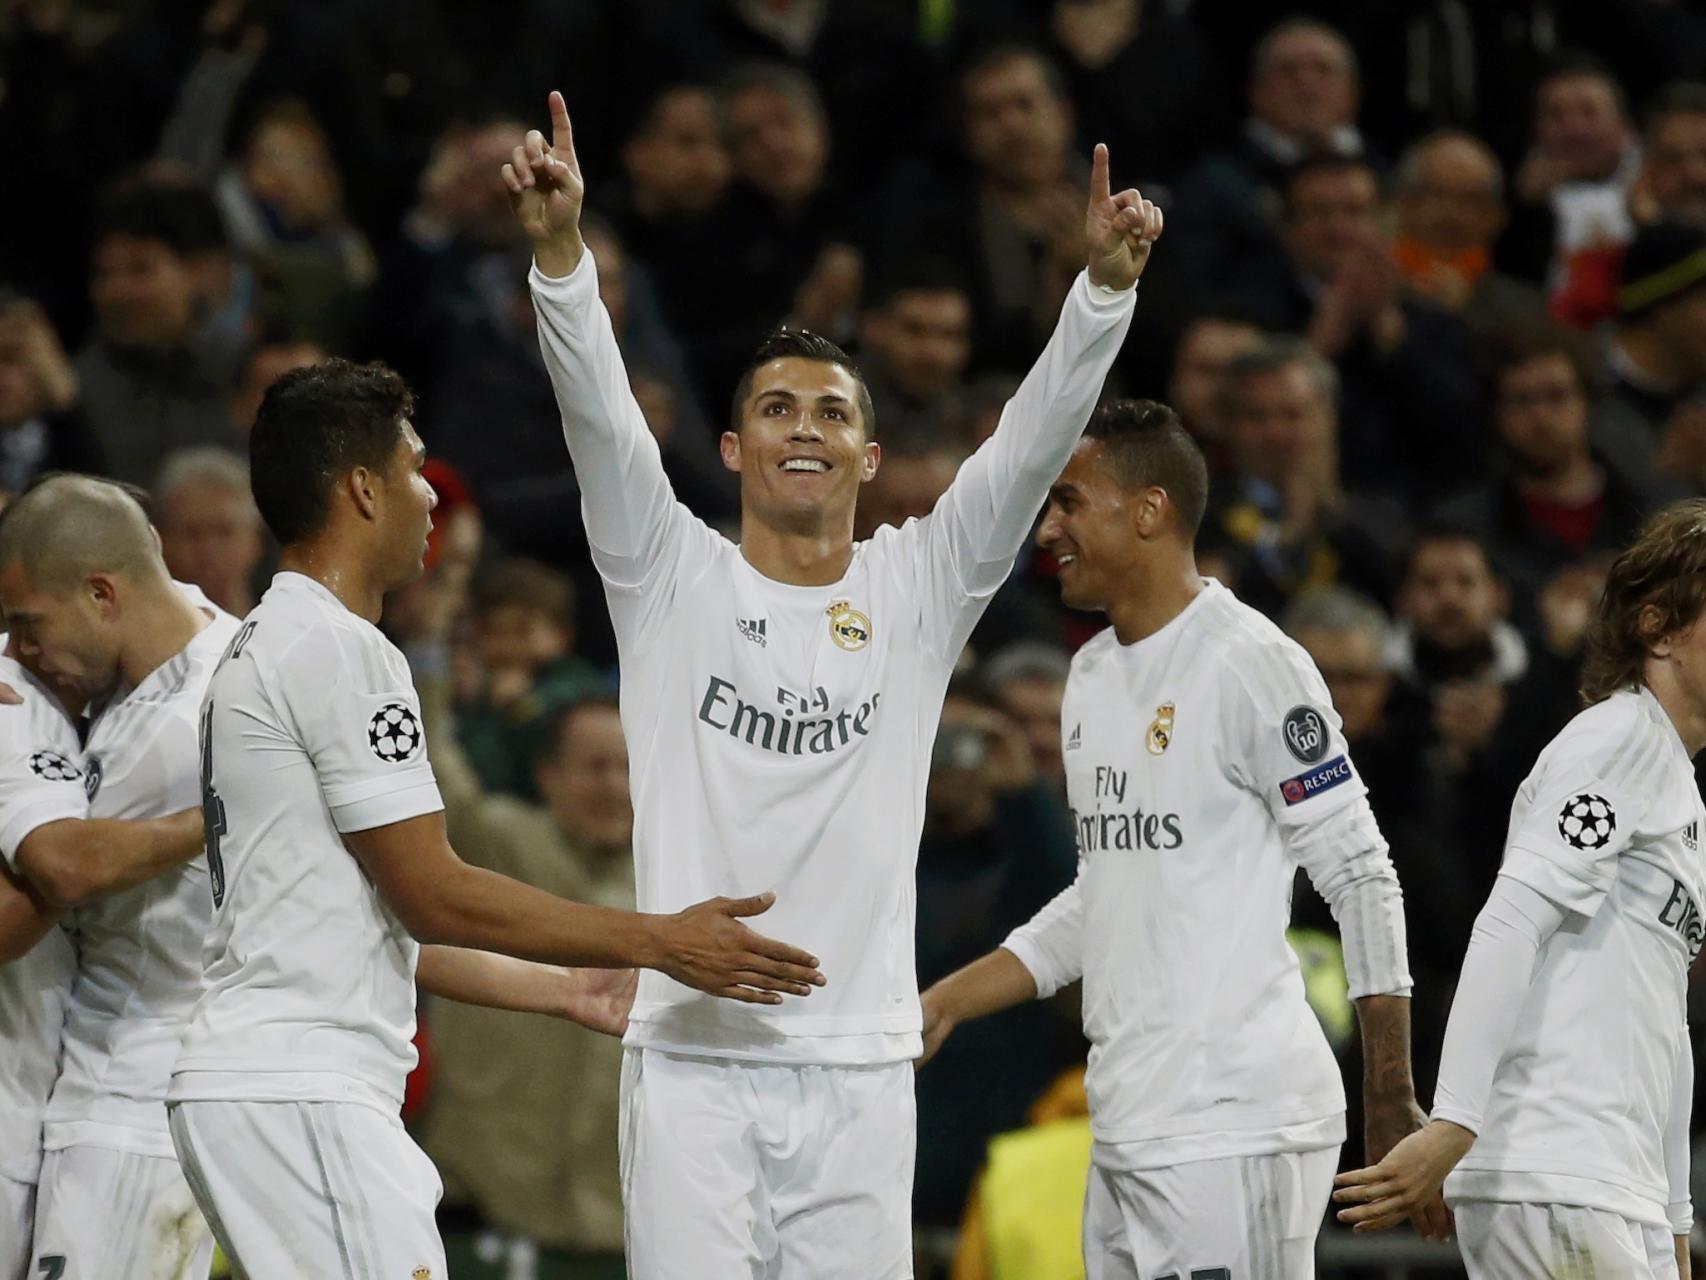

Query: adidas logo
left=1685, top=821, right=1699, bottom=852
left=1065, top=724, right=1081, bottom=751
left=737, top=616, right=768, bottom=648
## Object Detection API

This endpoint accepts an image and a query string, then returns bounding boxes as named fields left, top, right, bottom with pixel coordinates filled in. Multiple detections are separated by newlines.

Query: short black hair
left=1282, top=151, right=1380, bottom=219
left=1082, top=399, right=1209, bottom=536
left=729, top=328, right=876, bottom=437
left=249, top=358, right=414, bottom=545
left=91, top=180, right=228, bottom=258
left=960, top=42, right=1069, bottom=103
left=1482, top=321, right=1601, bottom=403
left=1537, top=51, right=1629, bottom=119
left=1404, top=519, right=1497, bottom=580
left=867, top=256, right=971, bottom=310
left=538, top=691, right=623, bottom=765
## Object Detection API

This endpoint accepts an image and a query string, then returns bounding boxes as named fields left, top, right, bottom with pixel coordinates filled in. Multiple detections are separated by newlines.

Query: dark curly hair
left=1580, top=499, right=1706, bottom=705
left=250, top=358, right=414, bottom=545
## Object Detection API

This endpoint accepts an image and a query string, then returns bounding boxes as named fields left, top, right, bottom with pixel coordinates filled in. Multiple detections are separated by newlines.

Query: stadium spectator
left=1167, top=16, right=1365, bottom=292
left=1438, top=326, right=1658, bottom=609
left=417, top=690, right=633, bottom=1280
left=984, top=642, right=1072, bottom=796
left=1602, top=220, right=1706, bottom=490
left=0, top=294, right=105, bottom=493
left=74, top=180, right=248, bottom=487
left=455, top=559, right=610, bottom=800
left=1043, top=0, right=1233, bottom=187
left=227, top=335, right=327, bottom=436
left=1502, top=55, right=1640, bottom=328
left=1164, top=307, right=1262, bottom=470
left=1209, top=337, right=1405, bottom=617
left=154, top=447, right=267, bottom=618
left=1392, top=131, right=1547, bottom=338
left=1235, top=154, right=1482, bottom=501
left=914, top=687, right=1079, bottom=1228
left=853, top=441, right=967, bottom=542
left=858, top=262, right=975, bottom=449
left=1634, top=83, right=1706, bottom=229
left=216, top=98, right=376, bottom=351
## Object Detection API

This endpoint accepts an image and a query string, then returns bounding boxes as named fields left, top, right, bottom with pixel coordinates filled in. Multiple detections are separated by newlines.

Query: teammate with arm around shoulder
left=1336, top=499, right=1706, bottom=1278
left=920, top=401, right=1432, bottom=1278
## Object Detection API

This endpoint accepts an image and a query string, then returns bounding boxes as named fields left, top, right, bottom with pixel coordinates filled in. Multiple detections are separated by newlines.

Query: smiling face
left=722, top=357, right=879, bottom=533
left=1035, top=439, right=1147, bottom=613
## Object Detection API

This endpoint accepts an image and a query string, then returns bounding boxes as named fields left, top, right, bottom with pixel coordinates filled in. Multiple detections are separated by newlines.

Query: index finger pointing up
left=1091, top=143, right=1110, bottom=202
left=549, top=90, right=577, bottom=161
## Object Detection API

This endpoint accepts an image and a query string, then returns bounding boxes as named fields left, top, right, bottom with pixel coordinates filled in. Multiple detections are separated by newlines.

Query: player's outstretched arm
left=416, top=945, right=638, bottom=1037
left=13, top=809, right=205, bottom=909
left=502, top=89, right=585, bottom=280
left=0, top=863, right=59, bottom=963
left=348, top=812, right=824, bottom=1004
left=917, top=947, right=1038, bottom=1067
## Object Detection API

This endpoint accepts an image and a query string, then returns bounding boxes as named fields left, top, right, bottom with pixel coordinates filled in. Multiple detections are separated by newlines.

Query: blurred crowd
left=4, top=0, right=1706, bottom=1274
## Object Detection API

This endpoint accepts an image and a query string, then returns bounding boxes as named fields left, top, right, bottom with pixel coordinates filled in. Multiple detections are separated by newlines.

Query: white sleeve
left=1223, top=638, right=1409, bottom=998
left=530, top=253, right=710, bottom=641
left=0, top=695, right=88, bottom=870
left=1667, top=1032, right=1694, bottom=1236
left=1002, top=857, right=1086, bottom=999
left=1431, top=874, right=1567, bottom=1134
left=282, top=632, right=442, bottom=835
left=912, top=273, right=1135, bottom=658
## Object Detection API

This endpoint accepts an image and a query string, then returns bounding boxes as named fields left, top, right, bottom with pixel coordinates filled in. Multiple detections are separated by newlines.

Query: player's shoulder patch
left=366, top=701, right=425, bottom=764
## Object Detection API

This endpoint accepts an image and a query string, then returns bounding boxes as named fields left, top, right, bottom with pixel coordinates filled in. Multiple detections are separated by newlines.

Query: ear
left=720, top=430, right=742, bottom=473
left=85, top=572, right=119, bottom=616
left=1641, top=603, right=1672, bottom=656
left=860, top=441, right=881, bottom=483
left=348, top=465, right=381, bottom=521
left=1133, top=485, right=1169, bottom=537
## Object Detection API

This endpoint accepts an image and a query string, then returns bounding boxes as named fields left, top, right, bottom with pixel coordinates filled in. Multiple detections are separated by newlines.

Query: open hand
left=917, top=985, right=956, bottom=1067
left=559, top=966, right=639, bottom=1037
left=659, top=892, right=826, bottom=1005
left=1084, top=144, right=1162, bottom=291
left=1334, top=1119, right=1472, bottom=1237
left=502, top=91, right=586, bottom=276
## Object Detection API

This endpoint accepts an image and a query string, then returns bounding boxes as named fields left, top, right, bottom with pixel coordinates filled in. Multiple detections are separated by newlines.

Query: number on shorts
left=1156, top=1271, right=1230, bottom=1280
left=37, top=1258, right=66, bottom=1279
left=199, top=700, right=228, bottom=908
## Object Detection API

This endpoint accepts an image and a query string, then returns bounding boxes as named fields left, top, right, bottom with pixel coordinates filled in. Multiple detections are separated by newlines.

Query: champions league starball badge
left=1557, top=793, right=1616, bottom=851
left=367, top=702, right=424, bottom=763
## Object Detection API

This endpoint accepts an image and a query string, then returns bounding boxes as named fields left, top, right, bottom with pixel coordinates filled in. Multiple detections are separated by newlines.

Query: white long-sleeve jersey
left=531, top=252, right=1134, bottom=1064
left=1436, top=686, right=1706, bottom=1230
left=1004, top=581, right=1411, bottom=1168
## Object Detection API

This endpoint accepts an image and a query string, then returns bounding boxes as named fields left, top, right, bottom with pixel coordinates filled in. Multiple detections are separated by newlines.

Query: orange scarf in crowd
left=1393, top=235, right=1490, bottom=289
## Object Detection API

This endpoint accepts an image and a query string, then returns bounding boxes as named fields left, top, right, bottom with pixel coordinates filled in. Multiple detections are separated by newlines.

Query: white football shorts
left=1455, top=1200, right=1679, bottom=1278
left=30, top=1145, right=213, bottom=1279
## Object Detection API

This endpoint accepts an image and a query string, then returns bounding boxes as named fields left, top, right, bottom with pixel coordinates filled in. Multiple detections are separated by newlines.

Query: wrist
left=534, top=233, right=585, bottom=280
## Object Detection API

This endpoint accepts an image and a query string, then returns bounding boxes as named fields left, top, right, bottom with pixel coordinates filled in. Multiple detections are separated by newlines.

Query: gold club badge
left=412, top=1271, right=432, bottom=1280
left=826, top=600, right=871, bottom=651
left=1147, top=702, right=1175, bottom=755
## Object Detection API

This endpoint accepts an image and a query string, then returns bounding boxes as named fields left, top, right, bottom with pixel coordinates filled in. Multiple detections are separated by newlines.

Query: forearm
left=0, top=867, right=60, bottom=964
left=927, top=948, right=1040, bottom=1027
left=1666, top=1033, right=1694, bottom=1236
left=17, top=811, right=202, bottom=908
left=1295, top=799, right=1412, bottom=999
left=415, top=945, right=577, bottom=1016
left=1431, top=874, right=1565, bottom=1132
left=1678, top=1235, right=1692, bottom=1280
left=1356, top=994, right=1418, bottom=1106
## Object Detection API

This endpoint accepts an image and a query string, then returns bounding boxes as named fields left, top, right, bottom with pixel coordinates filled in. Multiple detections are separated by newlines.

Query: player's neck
left=278, top=545, right=387, bottom=623
left=1644, top=666, right=1706, bottom=757
left=738, top=512, right=855, bottom=587
left=1105, top=555, right=1204, bottom=646
left=119, top=585, right=211, bottom=690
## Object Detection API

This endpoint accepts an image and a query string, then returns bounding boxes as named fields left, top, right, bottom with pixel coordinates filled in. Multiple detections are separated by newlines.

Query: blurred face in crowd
left=962, top=54, right=1073, bottom=190
left=476, top=601, right=570, bottom=681
left=723, top=82, right=828, bottom=208
left=1535, top=73, right=1630, bottom=182
left=1285, top=164, right=1382, bottom=280
left=724, top=359, right=879, bottom=535
left=624, top=88, right=732, bottom=217
left=926, top=696, right=1000, bottom=836
left=1494, top=353, right=1591, bottom=479
left=1401, top=538, right=1506, bottom=652
left=855, top=448, right=961, bottom=538
left=1642, top=287, right=1706, bottom=380
left=1227, top=362, right=1333, bottom=489
left=90, top=234, right=204, bottom=351
left=538, top=703, right=633, bottom=855
left=1646, top=109, right=1706, bottom=227
left=1293, top=624, right=1391, bottom=740
left=1168, top=317, right=1263, bottom=443
left=427, top=120, right=529, bottom=248
left=245, top=113, right=343, bottom=232
left=997, top=673, right=1068, bottom=785
left=0, top=318, right=47, bottom=429
left=158, top=479, right=266, bottom=617
left=1396, top=135, right=1506, bottom=253
left=230, top=340, right=327, bottom=434
left=1248, top=25, right=1358, bottom=143
left=864, top=287, right=972, bottom=399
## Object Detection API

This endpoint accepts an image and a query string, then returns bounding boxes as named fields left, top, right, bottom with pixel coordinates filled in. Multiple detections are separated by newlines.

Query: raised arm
left=505, top=92, right=687, bottom=595
left=918, top=146, right=1157, bottom=653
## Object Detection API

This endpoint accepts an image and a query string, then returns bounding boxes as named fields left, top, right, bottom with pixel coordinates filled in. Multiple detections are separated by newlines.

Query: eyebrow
left=755, top=389, right=854, bottom=406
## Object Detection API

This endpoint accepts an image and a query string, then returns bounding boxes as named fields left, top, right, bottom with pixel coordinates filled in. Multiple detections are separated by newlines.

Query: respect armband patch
left=1279, top=754, right=1353, bottom=806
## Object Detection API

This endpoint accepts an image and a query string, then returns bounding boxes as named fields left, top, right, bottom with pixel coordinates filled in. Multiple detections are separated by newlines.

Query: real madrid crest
left=1146, top=702, right=1175, bottom=756
left=826, top=599, right=871, bottom=652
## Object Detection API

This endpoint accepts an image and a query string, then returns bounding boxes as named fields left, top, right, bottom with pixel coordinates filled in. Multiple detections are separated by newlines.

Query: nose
left=1035, top=506, right=1062, bottom=548
left=788, top=416, right=824, bottom=443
